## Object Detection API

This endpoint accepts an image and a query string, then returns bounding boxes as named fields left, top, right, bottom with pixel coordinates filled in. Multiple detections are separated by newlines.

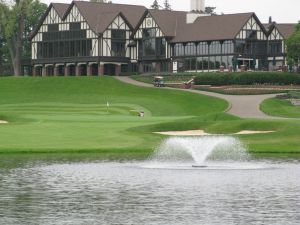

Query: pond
left=0, top=155, right=299, bottom=225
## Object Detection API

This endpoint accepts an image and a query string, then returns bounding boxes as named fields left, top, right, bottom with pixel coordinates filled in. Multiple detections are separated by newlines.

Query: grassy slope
left=261, top=98, right=300, bottom=118
left=0, top=77, right=226, bottom=154
left=0, top=76, right=299, bottom=157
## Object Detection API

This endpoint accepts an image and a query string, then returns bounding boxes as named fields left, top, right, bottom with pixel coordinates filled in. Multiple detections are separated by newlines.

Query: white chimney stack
left=187, top=0, right=208, bottom=24
left=191, top=0, right=205, bottom=12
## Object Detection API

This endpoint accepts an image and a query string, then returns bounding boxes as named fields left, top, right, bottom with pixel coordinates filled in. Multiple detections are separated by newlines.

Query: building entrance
left=104, top=64, right=116, bottom=76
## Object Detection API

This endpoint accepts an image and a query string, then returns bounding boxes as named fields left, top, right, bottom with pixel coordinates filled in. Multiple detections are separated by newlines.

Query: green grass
left=0, top=76, right=226, bottom=154
left=261, top=98, right=300, bottom=118
left=0, top=76, right=300, bottom=158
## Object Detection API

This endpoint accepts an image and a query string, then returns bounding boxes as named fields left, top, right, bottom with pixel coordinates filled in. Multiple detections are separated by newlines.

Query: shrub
left=193, top=72, right=300, bottom=86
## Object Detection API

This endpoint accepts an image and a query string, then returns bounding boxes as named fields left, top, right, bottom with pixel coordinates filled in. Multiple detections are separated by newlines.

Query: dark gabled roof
left=30, top=1, right=146, bottom=40
left=71, top=1, right=146, bottom=33
left=52, top=3, right=70, bottom=18
left=275, top=24, right=296, bottom=39
left=263, top=23, right=272, bottom=32
left=148, top=9, right=187, bottom=37
left=30, top=3, right=70, bottom=40
left=171, top=12, right=256, bottom=43
left=263, top=23, right=296, bottom=39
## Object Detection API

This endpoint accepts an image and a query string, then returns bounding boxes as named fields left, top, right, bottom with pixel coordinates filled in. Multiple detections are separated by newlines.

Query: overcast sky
left=42, top=0, right=300, bottom=23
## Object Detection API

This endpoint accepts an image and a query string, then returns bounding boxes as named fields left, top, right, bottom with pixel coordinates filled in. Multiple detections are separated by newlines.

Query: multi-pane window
left=156, top=38, right=166, bottom=56
left=48, top=24, right=59, bottom=32
left=37, top=23, right=92, bottom=59
left=111, top=30, right=126, bottom=57
left=141, top=28, right=166, bottom=58
left=268, top=41, right=282, bottom=55
left=174, top=41, right=234, bottom=57
left=222, top=41, right=234, bottom=54
left=185, top=43, right=196, bottom=56
left=70, top=22, right=81, bottom=30
left=235, top=40, right=246, bottom=54
left=209, top=41, right=222, bottom=55
left=197, top=42, right=209, bottom=55
left=246, top=30, right=257, bottom=39
left=174, top=43, right=184, bottom=56
left=142, top=28, right=156, bottom=56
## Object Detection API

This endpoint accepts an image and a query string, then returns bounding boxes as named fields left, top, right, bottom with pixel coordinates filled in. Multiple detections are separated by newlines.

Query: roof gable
left=133, top=12, right=167, bottom=39
left=235, top=14, right=267, bottom=40
left=70, top=1, right=146, bottom=33
left=52, top=3, right=70, bottom=18
left=30, top=3, right=70, bottom=40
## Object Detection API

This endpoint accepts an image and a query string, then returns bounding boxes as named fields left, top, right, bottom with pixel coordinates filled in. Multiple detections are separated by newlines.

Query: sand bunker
left=235, top=130, right=274, bottom=135
left=154, top=130, right=274, bottom=136
left=0, top=120, right=8, bottom=124
left=154, top=130, right=210, bottom=136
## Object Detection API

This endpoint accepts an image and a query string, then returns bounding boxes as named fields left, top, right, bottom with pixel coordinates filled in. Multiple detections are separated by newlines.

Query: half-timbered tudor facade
left=30, top=1, right=146, bottom=76
left=264, top=23, right=296, bottom=70
left=30, top=1, right=296, bottom=76
left=167, top=13, right=268, bottom=72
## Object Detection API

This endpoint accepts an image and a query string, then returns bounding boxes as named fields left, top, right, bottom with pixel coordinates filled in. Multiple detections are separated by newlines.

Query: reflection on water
left=0, top=157, right=300, bottom=225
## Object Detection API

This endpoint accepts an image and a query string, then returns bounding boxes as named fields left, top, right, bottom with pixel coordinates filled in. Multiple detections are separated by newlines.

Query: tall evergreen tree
left=163, top=0, right=171, bottom=10
left=151, top=0, right=159, bottom=10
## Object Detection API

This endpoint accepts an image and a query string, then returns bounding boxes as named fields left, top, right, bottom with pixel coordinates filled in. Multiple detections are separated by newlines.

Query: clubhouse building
left=29, top=0, right=296, bottom=76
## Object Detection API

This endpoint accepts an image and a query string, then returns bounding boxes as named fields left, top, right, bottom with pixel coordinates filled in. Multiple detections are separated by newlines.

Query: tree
left=286, top=22, right=300, bottom=71
left=0, top=0, right=46, bottom=76
left=23, top=0, right=47, bottom=59
left=0, top=29, right=13, bottom=75
left=163, top=0, right=171, bottom=10
left=151, top=0, right=160, bottom=10
left=205, top=7, right=217, bottom=15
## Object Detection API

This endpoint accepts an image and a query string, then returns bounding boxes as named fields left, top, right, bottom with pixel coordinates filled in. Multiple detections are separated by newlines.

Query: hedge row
left=193, top=72, right=300, bottom=86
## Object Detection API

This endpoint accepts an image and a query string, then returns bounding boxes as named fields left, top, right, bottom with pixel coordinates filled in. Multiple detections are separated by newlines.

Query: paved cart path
left=115, top=76, right=281, bottom=119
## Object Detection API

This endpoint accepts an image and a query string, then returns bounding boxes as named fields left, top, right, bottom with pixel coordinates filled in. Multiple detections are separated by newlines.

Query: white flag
left=106, top=102, right=110, bottom=107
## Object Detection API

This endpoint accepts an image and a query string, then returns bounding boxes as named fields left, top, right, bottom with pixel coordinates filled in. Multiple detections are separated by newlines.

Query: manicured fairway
left=0, top=76, right=299, bottom=157
left=0, top=76, right=226, bottom=154
left=261, top=98, right=300, bottom=118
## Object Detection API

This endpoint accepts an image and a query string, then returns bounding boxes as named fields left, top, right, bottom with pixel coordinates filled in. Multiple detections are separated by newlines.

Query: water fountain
left=144, top=136, right=255, bottom=170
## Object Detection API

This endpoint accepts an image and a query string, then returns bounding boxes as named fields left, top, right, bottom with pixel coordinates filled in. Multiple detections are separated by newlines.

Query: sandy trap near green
left=154, top=130, right=275, bottom=136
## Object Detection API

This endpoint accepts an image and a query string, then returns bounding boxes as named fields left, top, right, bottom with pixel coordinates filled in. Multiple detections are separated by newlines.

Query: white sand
left=235, top=130, right=274, bottom=135
left=154, top=130, right=274, bottom=136
left=154, top=130, right=210, bottom=136
left=0, top=120, right=8, bottom=124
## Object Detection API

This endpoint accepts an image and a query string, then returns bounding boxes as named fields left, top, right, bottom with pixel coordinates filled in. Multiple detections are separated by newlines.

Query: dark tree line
left=0, top=0, right=47, bottom=76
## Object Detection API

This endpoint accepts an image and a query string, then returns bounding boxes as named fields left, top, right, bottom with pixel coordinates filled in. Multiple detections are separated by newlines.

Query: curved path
left=115, top=76, right=280, bottom=119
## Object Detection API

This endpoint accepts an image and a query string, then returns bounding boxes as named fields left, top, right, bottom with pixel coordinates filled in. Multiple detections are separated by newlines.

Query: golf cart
left=153, top=76, right=165, bottom=87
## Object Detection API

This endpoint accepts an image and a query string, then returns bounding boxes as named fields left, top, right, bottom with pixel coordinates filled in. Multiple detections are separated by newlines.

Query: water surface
left=0, top=157, right=299, bottom=225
